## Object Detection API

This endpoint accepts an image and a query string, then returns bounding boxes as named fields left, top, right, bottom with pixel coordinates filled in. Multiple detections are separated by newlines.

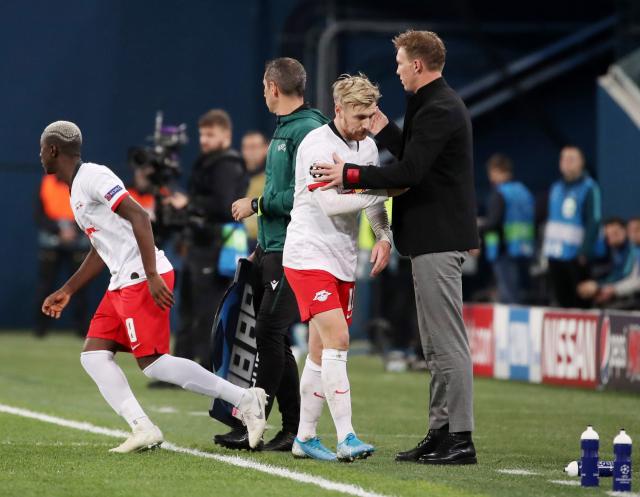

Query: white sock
left=297, top=356, right=325, bottom=441
left=80, top=351, right=153, bottom=431
left=321, top=349, right=354, bottom=442
left=143, top=354, right=245, bottom=407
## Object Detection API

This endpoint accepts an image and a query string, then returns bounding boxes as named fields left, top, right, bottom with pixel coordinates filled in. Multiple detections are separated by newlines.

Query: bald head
left=41, top=121, right=82, bottom=156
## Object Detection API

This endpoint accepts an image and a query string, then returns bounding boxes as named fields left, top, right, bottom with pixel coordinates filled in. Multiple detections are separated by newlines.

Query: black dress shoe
left=395, top=424, right=449, bottom=462
left=213, top=427, right=263, bottom=451
left=263, top=430, right=296, bottom=451
left=417, top=432, right=477, bottom=465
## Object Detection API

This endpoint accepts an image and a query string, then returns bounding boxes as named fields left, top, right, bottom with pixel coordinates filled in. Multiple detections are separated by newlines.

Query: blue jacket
left=543, top=174, right=602, bottom=261
left=484, top=181, right=534, bottom=262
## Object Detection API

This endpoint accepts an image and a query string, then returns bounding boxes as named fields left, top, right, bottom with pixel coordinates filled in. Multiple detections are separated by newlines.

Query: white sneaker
left=109, top=425, right=164, bottom=453
left=237, top=387, right=267, bottom=449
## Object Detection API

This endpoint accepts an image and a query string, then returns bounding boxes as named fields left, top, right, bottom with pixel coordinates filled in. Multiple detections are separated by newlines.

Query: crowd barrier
left=464, top=304, right=640, bottom=393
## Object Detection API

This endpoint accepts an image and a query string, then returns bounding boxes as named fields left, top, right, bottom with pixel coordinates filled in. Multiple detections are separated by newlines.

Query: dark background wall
left=0, top=0, right=631, bottom=328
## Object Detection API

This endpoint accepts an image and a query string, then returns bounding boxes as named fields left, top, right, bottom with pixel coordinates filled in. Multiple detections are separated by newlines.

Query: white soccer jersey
left=69, top=162, right=172, bottom=290
left=283, top=123, right=386, bottom=282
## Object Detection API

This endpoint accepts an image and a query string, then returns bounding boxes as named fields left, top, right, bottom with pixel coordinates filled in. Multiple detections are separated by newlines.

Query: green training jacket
left=257, top=106, right=329, bottom=252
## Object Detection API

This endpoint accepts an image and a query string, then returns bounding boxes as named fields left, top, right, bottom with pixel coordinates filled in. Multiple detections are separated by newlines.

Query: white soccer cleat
left=109, top=425, right=164, bottom=453
left=237, top=387, right=268, bottom=449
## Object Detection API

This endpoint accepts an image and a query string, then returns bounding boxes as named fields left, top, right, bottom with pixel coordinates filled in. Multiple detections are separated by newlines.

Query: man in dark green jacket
left=226, top=57, right=329, bottom=451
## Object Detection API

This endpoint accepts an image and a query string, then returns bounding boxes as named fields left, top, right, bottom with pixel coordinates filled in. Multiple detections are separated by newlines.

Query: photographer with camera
left=167, top=109, right=248, bottom=369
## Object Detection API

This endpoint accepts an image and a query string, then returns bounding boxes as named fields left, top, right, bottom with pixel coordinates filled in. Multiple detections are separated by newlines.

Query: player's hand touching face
left=147, top=274, right=175, bottom=310
left=42, top=289, right=71, bottom=319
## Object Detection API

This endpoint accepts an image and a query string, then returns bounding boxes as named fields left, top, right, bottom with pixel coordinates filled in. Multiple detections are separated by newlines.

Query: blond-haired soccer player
left=283, top=74, right=394, bottom=461
left=40, top=121, right=267, bottom=453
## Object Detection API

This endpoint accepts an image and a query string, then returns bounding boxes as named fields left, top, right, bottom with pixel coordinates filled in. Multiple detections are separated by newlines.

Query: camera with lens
left=128, top=111, right=189, bottom=241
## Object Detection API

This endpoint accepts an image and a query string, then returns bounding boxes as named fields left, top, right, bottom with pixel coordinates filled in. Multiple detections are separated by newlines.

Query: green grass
left=0, top=331, right=639, bottom=497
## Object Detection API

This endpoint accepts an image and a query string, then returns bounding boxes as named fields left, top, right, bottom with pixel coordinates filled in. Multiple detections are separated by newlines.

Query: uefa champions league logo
left=621, top=464, right=630, bottom=476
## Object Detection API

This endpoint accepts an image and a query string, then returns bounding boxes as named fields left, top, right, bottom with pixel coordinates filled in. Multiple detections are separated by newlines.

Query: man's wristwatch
left=251, top=197, right=259, bottom=214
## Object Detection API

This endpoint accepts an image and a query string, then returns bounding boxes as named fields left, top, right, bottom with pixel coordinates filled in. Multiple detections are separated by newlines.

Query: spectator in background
left=166, top=109, right=248, bottom=369
left=580, top=217, right=640, bottom=308
left=241, top=131, right=268, bottom=250
left=478, top=154, right=534, bottom=304
left=543, top=145, right=602, bottom=308
left=128, top=166, right=156, bottom=220
left=34, top=174, right=90, bottom=337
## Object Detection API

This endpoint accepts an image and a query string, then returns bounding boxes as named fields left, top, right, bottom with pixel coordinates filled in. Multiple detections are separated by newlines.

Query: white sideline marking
left=608, top=492, right=640, bottom=497
left=497, top=469, right=539, bottom=476
left=549, top=480, right=581, bottom=486
left=0, top=403, right=392, bottom=497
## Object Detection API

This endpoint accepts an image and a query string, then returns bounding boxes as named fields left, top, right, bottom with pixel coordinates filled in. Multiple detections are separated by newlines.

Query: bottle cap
left=614, top=428, right=632, bottom=445
left=581, top=425, right=599, bottom=440
left=564, top=461, right=579, bottom=477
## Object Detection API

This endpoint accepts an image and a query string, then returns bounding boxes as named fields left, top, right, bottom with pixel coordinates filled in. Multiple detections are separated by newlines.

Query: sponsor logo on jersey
left=104, top=185, right=123, bottom=201
left=270, top=280, right=279, bottom=291
left=313, top=290, right=332, bottom=302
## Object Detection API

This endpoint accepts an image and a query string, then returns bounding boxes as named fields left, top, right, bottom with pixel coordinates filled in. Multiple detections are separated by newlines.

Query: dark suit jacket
left=343, top=77, right=479, bottom=256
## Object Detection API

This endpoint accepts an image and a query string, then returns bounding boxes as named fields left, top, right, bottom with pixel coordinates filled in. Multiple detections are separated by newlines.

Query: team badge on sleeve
left=104, top=185, right=123, bottom=201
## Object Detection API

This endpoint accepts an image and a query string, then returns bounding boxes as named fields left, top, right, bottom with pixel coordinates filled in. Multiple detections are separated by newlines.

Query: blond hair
left=332, top=73, right=381, bottom=109
left=393, top=30, right=446, bottom=71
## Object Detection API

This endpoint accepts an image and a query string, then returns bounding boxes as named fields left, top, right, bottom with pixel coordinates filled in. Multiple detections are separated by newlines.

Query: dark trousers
left=492, top=255, right=531, bottom=304
left=253, top=247, right=300, bottom=433
left=548, top=258, right=589, bottom=308
left=35, top=247, right=89, bottom=336
left=175, top=245, right=231, bottom=370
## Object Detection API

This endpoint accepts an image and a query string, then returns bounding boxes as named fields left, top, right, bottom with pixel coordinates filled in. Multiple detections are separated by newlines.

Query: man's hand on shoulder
left=314, top=153, right=346, bottom=189
left=370, top=107, right=389, bottom=136
left=231, top=197, right=255, bottom=221
left=147, top=273, right=175, bottom=310
left=42, top=288, right=72, bottom=319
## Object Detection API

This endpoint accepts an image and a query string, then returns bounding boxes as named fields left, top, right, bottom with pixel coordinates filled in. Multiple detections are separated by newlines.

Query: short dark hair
left=393, top=30, right=446, bottom=71
left=628, top=216, right=640, bottom=225
left=486, top=153, right=513, bottom=174
left=264, top=57, right=306, bottom=97
left=604, top=216, right=626, bottom=228
left=198, top=109, right=232, bottom=131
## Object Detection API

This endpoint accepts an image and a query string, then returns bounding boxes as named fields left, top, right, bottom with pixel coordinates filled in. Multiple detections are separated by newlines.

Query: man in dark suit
left=315, top=30, right=479, bottom=465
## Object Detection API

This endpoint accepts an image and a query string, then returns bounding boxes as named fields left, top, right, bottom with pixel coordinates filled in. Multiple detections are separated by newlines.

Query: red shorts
left=87, top=271, right=174, bottom=358
left=284, top=267, right=355, bottom=325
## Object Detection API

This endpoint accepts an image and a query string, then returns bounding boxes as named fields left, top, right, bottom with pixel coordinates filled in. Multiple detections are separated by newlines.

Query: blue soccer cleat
left=292, top=437, right=337, bottom=461
left=336, top=433, right=375, bottom=462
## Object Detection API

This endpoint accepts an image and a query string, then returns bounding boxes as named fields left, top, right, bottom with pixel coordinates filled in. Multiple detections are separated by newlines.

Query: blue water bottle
left=581, top=425, right=600, bottom=487
left=613, top=428, right=632, bottom=492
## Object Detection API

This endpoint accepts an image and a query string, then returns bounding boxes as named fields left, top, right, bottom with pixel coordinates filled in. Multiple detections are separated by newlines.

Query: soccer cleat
left=109, top=425, right=163, bottom=453
left=336, top=433, right=375, bottom=462
left=237, top=387, right=268, bottom=449
left=292, top=437, right=337, bottom=461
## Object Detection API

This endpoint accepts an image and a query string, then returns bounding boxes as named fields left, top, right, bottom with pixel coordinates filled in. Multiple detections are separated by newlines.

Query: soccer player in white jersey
left=283, top=74, right=394, bottom=461
left=39, top=121, right=267, bottom=453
